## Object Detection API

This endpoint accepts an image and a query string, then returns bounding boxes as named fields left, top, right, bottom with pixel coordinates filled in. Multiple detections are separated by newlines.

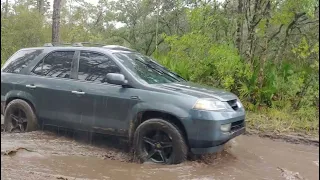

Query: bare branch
left=268, top=24, right=284, bottom=43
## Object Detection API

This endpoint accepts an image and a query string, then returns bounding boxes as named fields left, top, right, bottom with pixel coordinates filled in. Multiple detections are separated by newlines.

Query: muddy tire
left=4, top=99, right=38, bottom=133
left=133, top=118, right=188, bottom=164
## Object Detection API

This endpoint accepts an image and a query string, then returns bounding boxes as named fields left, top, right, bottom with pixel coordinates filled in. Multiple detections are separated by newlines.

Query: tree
left=52, top=0, right=61, bottom=44
left=37, top=0, right=50, bottom=15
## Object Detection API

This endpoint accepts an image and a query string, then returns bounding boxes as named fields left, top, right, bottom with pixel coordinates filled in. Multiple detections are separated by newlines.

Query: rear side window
left=1, top=49, right=43, bottom=73
left=77, top=51, right=121, bottom=83
left=32, top=51, right=75, bottom=79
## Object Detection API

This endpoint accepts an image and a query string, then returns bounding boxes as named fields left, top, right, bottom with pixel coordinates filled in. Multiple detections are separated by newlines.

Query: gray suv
left=1, top=43, right=245, bottom=164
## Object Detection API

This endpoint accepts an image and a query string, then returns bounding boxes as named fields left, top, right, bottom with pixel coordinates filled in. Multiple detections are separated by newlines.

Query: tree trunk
left=52, top=0, right=62, bottom=45
left=5, top=0, right=9, bottom=18
left=37, top=0, right=44, bottom=14
left=236, top=0, right=243, bottom=54
left=258, top=1, right=271, bottom=90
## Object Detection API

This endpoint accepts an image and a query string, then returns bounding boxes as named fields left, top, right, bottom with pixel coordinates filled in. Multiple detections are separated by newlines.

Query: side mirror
left=106, top=73, right=128, bottom=86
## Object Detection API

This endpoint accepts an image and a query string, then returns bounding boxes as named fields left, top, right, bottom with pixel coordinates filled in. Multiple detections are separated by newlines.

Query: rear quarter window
left=1, top=49, right=43, bottom=74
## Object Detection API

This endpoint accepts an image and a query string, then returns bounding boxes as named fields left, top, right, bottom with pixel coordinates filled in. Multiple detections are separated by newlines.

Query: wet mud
left=1, top=130, right=318, bottom=180
left=1, top=115, right=319, bottom=180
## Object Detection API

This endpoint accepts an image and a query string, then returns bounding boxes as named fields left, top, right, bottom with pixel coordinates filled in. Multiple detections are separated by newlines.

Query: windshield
left=114, top=52, right=184, bottom=84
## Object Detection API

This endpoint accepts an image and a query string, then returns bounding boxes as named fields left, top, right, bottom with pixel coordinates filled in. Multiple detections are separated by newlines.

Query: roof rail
left=71, top=42, right=107, bottom=47
left=43, top=42, right=133, bottom=49
left=102, top=45, right=136, bottom=52
left=43, top=42, right=72, bottom=47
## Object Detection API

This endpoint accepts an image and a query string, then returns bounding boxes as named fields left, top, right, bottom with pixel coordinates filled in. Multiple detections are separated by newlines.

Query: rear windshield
left=1, top=49, right=43, bottom=73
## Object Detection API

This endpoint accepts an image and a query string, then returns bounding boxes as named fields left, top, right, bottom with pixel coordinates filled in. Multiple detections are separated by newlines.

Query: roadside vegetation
left=1, top=0, right=319, bottom=137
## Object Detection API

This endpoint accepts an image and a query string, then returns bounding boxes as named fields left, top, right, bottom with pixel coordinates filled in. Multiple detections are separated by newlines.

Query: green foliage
left=1, top=5, right=50, bottom=64
left=157, top=3, right=319, bottom=135
left=272, top=0, right=318, bottom=24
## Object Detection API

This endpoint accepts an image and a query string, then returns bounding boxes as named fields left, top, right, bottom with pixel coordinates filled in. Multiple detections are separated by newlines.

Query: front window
left=114, top=52, right=183, bottom=84
left=77, top=51, right=121, bottom=83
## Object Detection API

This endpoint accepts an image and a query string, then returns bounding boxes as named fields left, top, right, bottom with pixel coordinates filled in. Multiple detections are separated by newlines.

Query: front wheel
left=133, top=118, right=188, bottom=164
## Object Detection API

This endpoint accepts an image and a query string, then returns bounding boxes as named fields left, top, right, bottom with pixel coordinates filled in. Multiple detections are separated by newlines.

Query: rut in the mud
left=1, top=129, right=319, bottom=180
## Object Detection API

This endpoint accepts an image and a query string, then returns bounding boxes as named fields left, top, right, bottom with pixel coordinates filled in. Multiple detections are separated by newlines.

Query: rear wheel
left=4, top=99, right=38, bottom=133
left=133, top=118, right=187, bottom=164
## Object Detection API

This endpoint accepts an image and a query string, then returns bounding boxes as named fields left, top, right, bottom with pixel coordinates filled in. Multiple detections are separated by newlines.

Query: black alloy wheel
left=4, top=99, right=38, bottom=133
left=8, top=107, right=28, bottom=132
left=142, top=129, right=173, bottom=163
left=134, top=118, right=188, bottom=164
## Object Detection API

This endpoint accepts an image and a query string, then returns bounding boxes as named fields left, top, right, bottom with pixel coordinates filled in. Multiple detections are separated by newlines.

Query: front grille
left=231, top=120, right=244, bottom=131
left=227, top=99, right=239, bottom=111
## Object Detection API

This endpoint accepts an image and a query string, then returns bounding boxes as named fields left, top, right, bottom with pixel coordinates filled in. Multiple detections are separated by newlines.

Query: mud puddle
left=1, top=128, right=319, bottom=180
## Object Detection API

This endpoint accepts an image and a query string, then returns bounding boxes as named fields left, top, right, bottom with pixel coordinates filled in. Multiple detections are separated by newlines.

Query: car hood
left=152, top=82, right=238, bottom=101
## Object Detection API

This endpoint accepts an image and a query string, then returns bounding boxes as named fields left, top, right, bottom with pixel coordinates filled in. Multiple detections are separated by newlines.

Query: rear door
left=28, top=50, right=79, bottom=129
left=70, top=51, right=139, bottom=135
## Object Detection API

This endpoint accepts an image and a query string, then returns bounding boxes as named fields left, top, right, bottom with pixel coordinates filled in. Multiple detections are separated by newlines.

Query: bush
left=154, top=32, right=318, bottom=136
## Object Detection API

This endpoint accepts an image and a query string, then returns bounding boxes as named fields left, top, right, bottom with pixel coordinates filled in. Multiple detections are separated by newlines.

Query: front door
left=70, top=51, right=139, bottom=135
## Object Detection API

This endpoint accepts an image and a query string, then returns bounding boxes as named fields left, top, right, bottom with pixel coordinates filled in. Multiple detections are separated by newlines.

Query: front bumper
left=183, top=108, right=246, bottom=155
left=190, top=127, right=245, bottom=154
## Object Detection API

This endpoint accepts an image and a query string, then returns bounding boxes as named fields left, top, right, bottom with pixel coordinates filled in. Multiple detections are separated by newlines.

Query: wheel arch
left=4, top=91, right=37, bottom=114
left=129, top=109, right=189, bottom=147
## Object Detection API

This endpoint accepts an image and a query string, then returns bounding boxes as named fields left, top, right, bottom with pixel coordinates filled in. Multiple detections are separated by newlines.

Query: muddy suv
left=1, top=43, right=245, bottom=164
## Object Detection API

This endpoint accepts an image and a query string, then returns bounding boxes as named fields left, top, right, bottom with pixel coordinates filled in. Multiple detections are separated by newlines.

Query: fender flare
left=128, top=102, right=189, bottom=143
left=4, top=90, right=37, bottom=110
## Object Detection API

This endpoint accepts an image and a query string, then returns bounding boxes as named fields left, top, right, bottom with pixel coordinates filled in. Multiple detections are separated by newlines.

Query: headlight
left=193, top=98, right=231, bottom=111
left=236, top=98, right=243, bottom=108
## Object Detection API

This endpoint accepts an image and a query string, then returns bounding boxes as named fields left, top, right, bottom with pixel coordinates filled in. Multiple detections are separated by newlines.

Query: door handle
left=26, top=84, right=36, bottom=89
left=71, top=91, right=85, bottom=95
left=130, top=96, right=140, bottom=100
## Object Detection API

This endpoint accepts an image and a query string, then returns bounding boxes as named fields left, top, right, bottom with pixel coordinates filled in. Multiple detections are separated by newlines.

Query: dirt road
left=1, top=117, right=319, bottom=180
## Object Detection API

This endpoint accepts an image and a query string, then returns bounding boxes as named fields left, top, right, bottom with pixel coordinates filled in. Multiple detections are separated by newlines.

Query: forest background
left=1, top=0, right=319, bottom=136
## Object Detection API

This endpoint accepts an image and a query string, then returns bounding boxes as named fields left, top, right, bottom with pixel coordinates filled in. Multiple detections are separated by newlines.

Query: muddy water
left=1, top=130, right=319, bottom=180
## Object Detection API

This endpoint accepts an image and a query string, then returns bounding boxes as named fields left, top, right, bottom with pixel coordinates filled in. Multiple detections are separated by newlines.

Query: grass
left=246, top=109, right=319, bottom=138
